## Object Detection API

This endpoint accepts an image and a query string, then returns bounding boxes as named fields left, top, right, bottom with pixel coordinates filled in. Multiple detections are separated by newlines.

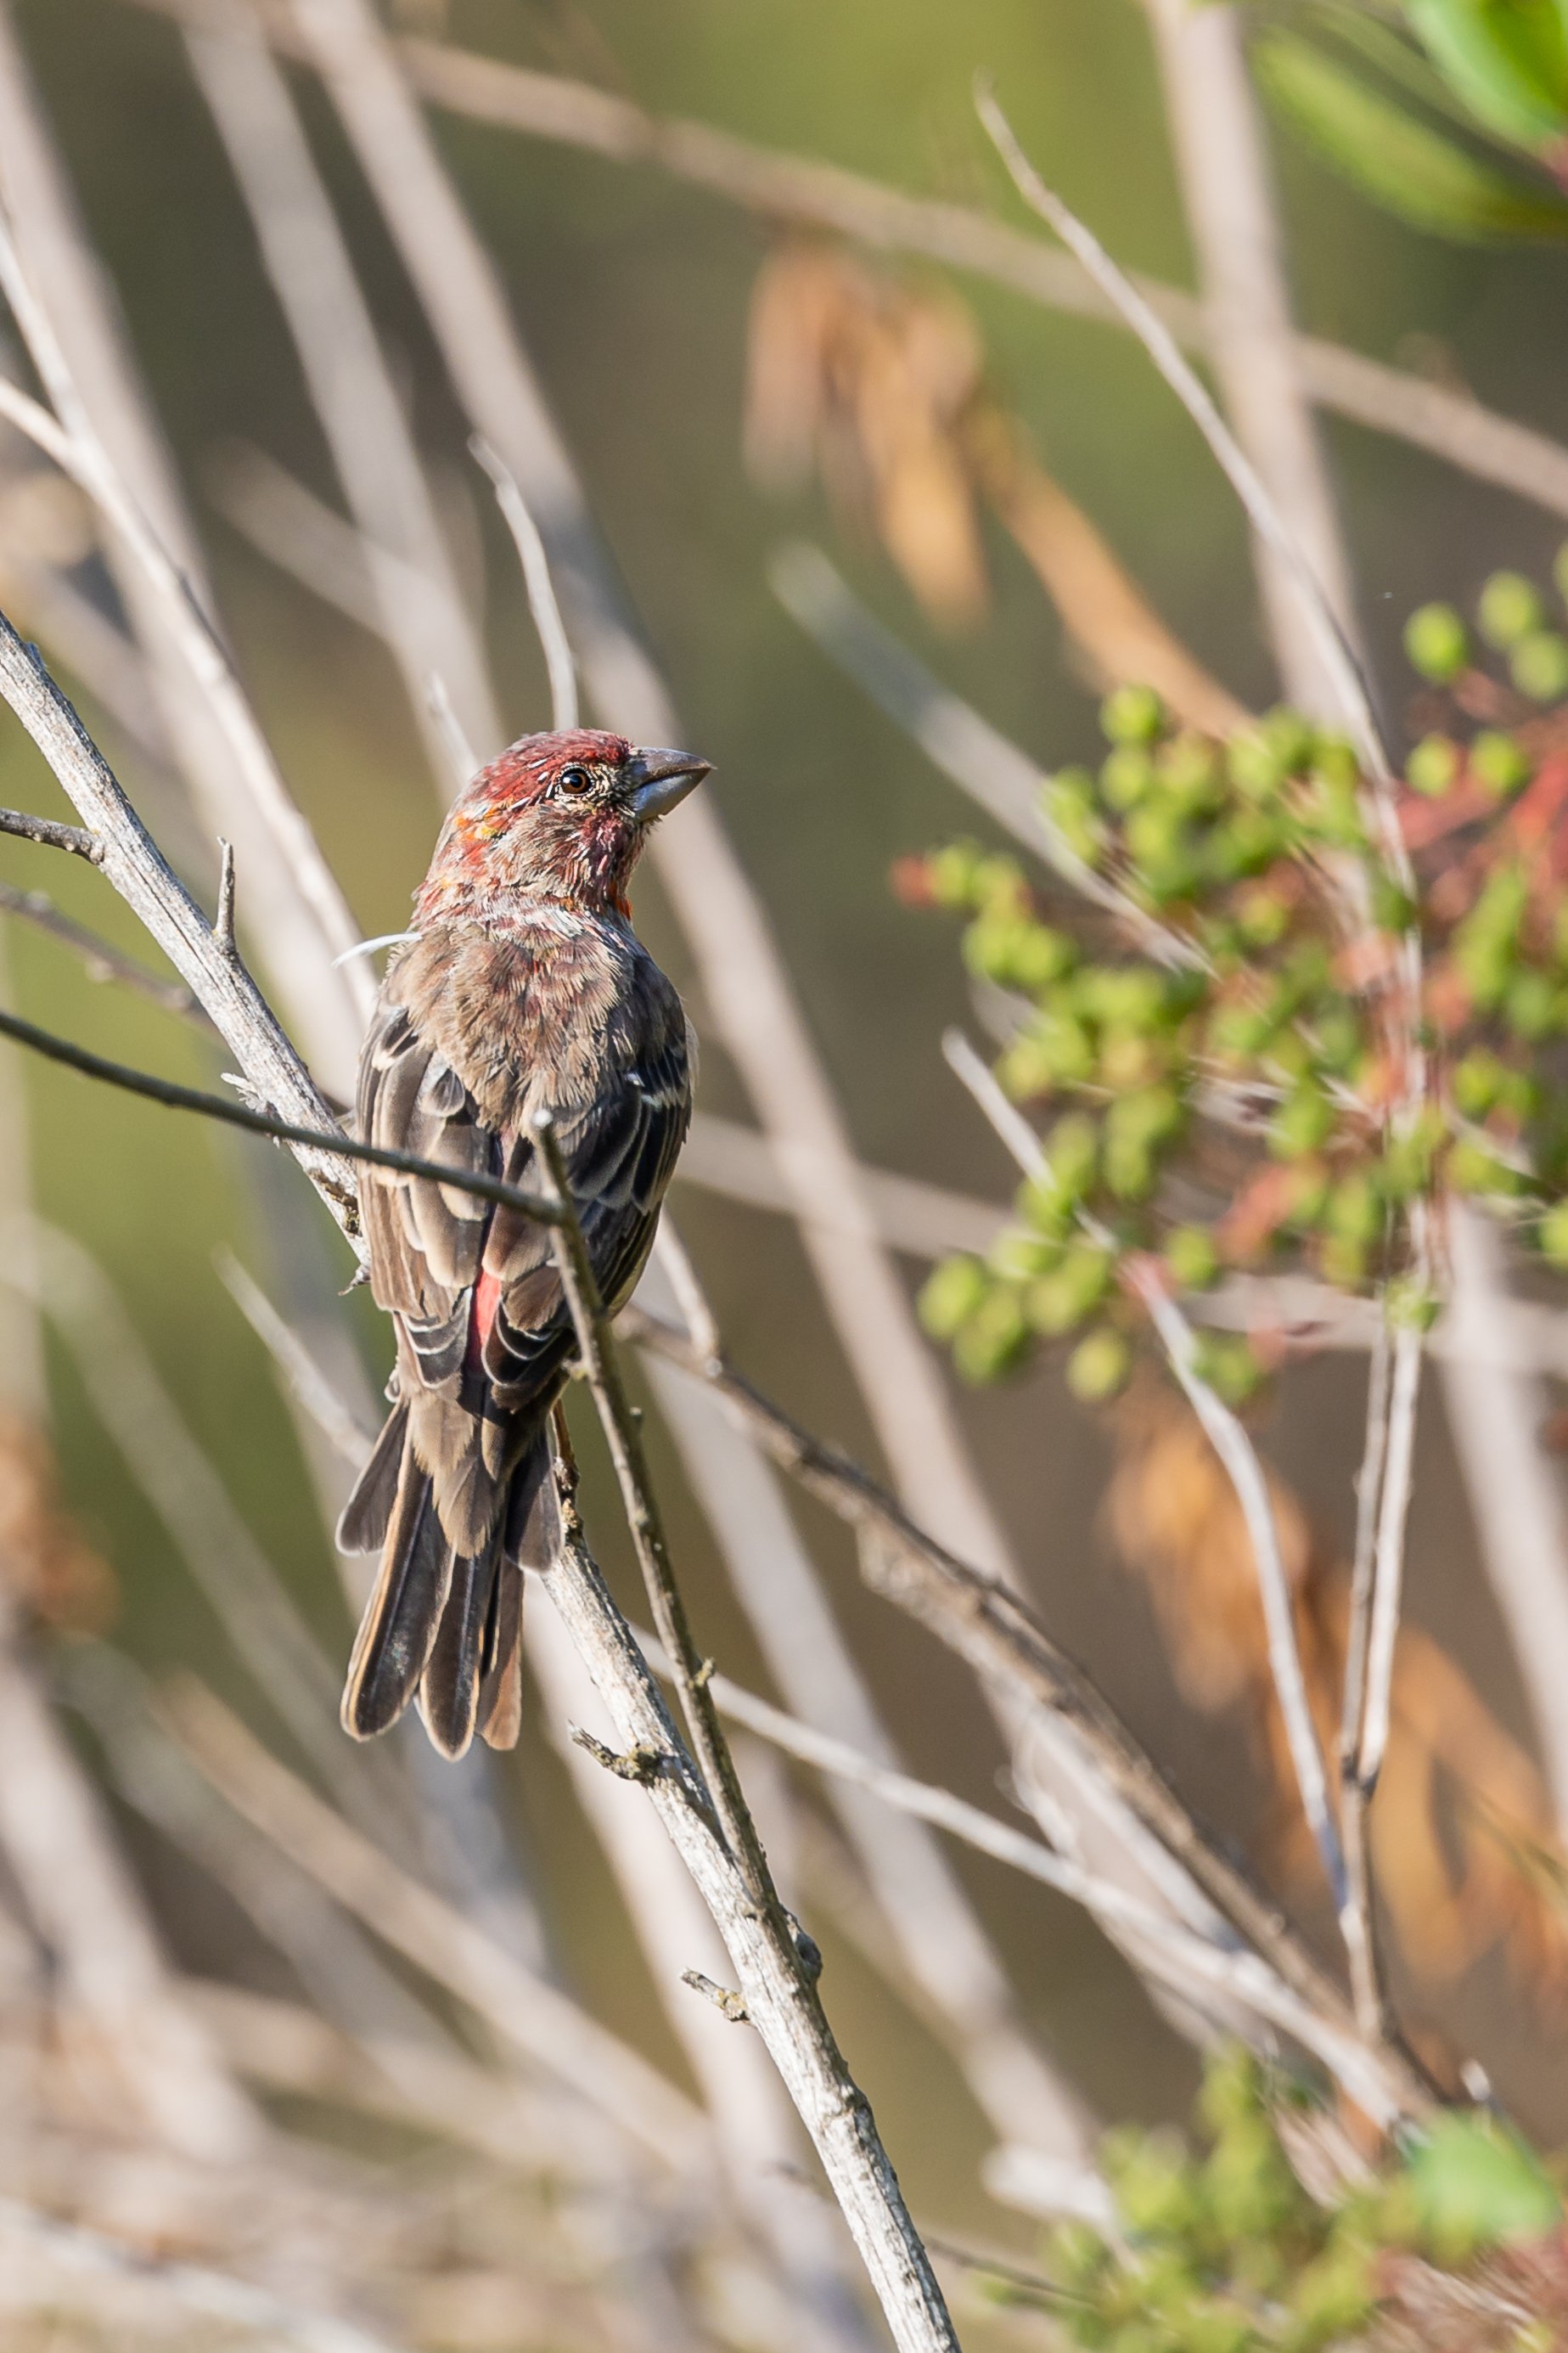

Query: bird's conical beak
left=626, top=746, right=711, bottom=825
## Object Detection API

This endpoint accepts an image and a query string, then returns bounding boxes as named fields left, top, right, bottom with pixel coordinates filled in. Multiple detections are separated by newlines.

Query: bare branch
left=942, top=1025, right=1348, bottom=1911
left=1141, top=0, right=1358, bottom=718
left=471, top=433, right=580, bottom=730
left=0, top=878, right=205, bottom=1022
left=526, top=1601, right=879, bottom=2352
left=0, top=800, right=102, bottom=861
left=216, top=1245, right=377, bottom=1472
left=0, top=601, right=362, bottom=1229
left=664, top=1640, right=1405, bottom=2120
left=679, top=1109, right=1006, bottom=1258
left=1340, top=1319, right=1393, bottom=2041
left=537, top=1463, right=961, bottom=2352
left=1357, top=1327, right=1423, bottom=1798
left=183, top=3, right=502, bottom=778
left=0, top=996, right=567, bottom=1229
left=0, top=203, right=374, bottom=1080
left=158, top=1675, right=709, bottom=2166
left=113, top=0, right=1568, bottom=527
left=975, top=84, right=1389, bottom=785
left=772, top=541, right=1195, bottom=966
left=215, top=833, right=236, bottom=956
left=640, top=1252, right=1099, bottom=2169
left=534, top=1119, right=783, bottom=1901
left=621, top=1298, right=1432, bottom=2120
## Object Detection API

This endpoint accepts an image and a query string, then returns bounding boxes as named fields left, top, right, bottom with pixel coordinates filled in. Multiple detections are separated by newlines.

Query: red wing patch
left=467, top=1269, right=504, bottom=1371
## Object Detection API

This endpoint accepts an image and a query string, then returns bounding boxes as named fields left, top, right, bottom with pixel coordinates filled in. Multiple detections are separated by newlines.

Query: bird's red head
left=415, top=729, right=711, bottom=925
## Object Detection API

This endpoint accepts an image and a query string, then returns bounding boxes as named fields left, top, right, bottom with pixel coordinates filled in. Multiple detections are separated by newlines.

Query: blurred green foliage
left=1015, top=2046, right=1561, bottom=2350
left=1250, top=1, right=1568, bottom=245
left=911, top=549, right=1568, bottom=1399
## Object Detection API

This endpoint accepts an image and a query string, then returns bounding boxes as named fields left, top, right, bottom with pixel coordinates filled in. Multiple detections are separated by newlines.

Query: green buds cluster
left=1407, top=563, right=1568, bottom=735
left=1035, top=2047, right=1559, bottom=2353
left=905, top=584, right=1568, bottom=1411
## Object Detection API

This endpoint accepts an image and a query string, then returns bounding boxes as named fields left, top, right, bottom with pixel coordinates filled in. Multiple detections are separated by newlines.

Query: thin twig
left=115, top=0, right=1568, bottom=527
left=0, top=600, right=363, bottom=1230
left=0, top=877, right=205, bottom=1021
left=681, top=1108, right=1005, bottom=1258
left=471, top=434, right=579, bottom=730
left=941, top=1025, right=1348, bottom=1913
left=639, top=1252, right=1099, bottom=2167
left=184, top=1, right=502, bottom=780
left=1357, top=1324, right=1423, bottom=1796
left=1140, top=0, right=1357, bottom=719
left=0, top=801, right=103, bottom=861
left=641, top=1631, right=1402, bottom=2118
left=525, top=1596, right=877, bottom=2351
left=771, top=543, right=1197, bottom=971
left=1340, top=1314, right=1393, bottom=2041
left=424, top=672, right=477, bottom=793
left=537, top=1454, right=962, bottom=2352
left=0, top=998, right=567, bottom=1227
left=0, top=222, right=374, bottom=1067
left=532, top=1115, right=774, bottom=1898
left=621, top=1298, right=1432, bottom=2120
left=975, top=82, right=1389, bottom=781
left=651, top=1214, right=723, bottom=1369
left=216, top=1246, right=377, bottom=1471
left=215, top=835, right=236, bottom=956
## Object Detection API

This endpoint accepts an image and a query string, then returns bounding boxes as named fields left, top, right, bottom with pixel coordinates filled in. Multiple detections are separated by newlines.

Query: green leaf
left=1405, top=0, right=1568, bottom=149
left=1406, top=2114, right=1561, bottom=2258
left=1309, top=0, right=1509, bottom=132
left=1256, top=31, right=1568, bottom=239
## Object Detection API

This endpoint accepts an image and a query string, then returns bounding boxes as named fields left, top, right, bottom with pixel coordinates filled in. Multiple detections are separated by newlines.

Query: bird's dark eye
left=557, top=765, right=592, bottom=797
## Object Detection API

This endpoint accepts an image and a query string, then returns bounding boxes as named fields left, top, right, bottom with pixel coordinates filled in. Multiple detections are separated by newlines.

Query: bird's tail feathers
left=340, top=1411, right=558, bottom=1756
left=340, top=1444, right=451, bottom=1741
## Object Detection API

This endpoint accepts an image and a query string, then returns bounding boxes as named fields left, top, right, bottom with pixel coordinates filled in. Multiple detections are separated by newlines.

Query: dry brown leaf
left=745, top=238, right=1249, bottom=726
left=1107, top=1387, right=1568, bottom=2005
left=0, top=1413, right=116, bottom=1635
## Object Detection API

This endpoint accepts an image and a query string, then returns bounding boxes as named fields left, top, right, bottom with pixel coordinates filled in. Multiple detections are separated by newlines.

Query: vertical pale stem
left=1142, top=0, right=1359, bottom=718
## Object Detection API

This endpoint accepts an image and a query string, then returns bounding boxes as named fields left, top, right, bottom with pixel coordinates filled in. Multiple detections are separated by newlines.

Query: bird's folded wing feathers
left=357, top=958, right=692, bottom=1421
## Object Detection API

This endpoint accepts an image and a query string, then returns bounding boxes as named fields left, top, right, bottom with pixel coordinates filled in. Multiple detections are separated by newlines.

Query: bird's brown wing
left=353, top=946, right=694, bottom=1540
left=480, top=1000, right=694, bottom=1423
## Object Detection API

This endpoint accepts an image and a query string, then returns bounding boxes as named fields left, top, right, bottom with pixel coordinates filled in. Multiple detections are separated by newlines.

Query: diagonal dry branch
left=0, top=608, right=361, bottom=1226
left=536, top=1472, right=960, bottom=2353
left=113, top=0, right=1568, bottom=527
left=618, top=1301, right=1431, bottom=2120
left=0, top=600, right=958, bottom=2351
left=183, top=0, right=502, bottom=782
left=0, top=22, right=372, bottom=1099
left=157, top=1676, right=709, bottom=2167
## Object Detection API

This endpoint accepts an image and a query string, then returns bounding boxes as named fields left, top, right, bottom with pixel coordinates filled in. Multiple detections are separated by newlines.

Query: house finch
left=337, top=729, right=709, bottom=1759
